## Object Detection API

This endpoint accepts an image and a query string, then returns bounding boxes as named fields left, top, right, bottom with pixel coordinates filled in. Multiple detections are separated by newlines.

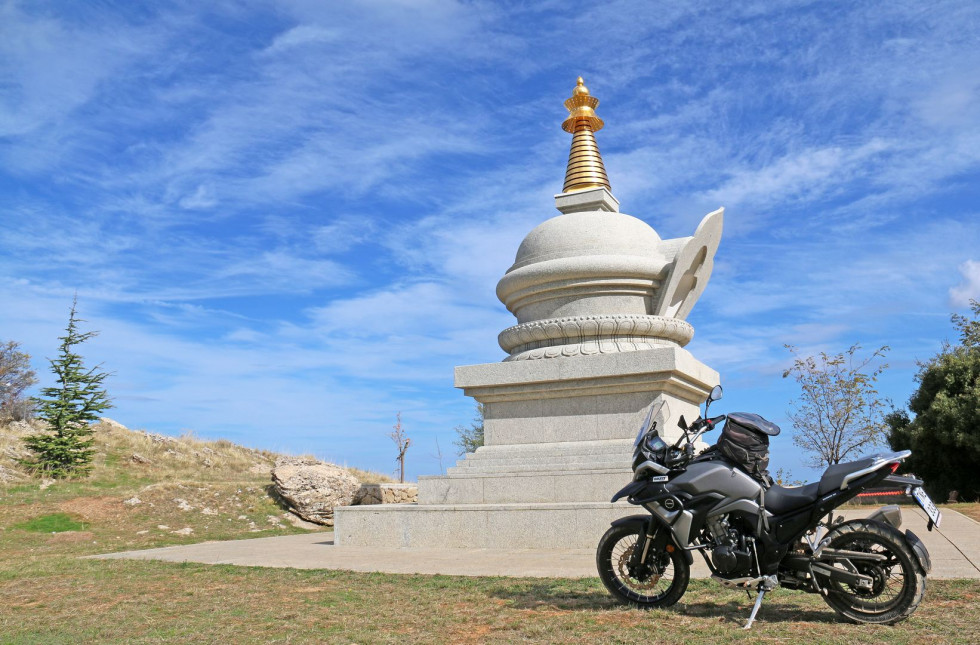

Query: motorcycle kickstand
left=743, top=576, right=777, bottom=630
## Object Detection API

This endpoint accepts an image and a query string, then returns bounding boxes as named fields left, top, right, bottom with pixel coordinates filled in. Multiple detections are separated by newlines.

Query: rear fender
left=905, top=529, right=932, bottom=574
left=865, top=504, right=902, bottom=529
left=610, top=514, right=694, bottom=566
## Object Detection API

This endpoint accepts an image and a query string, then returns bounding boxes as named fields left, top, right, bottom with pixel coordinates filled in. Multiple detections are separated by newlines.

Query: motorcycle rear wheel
left=820, top=520, right=926, bottom=624
left=596, top=523, right=689, bottom=608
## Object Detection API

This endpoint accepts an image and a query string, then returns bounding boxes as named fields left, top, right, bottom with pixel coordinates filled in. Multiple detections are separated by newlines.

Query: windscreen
left=633, top=399, right=670, bottom=447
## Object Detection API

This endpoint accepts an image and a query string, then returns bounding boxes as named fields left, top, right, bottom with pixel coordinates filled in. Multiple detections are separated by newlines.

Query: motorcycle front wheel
left=820, top=520, right=926, bottom=624
left=596, top=522, right=689, bottom=608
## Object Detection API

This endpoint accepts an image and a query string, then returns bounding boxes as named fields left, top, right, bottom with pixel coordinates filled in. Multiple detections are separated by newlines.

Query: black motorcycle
left=596, top=386, right=940, bottom=628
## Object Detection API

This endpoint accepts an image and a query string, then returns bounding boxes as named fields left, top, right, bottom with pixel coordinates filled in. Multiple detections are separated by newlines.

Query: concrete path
left=90, top=507, right=979, bottom=579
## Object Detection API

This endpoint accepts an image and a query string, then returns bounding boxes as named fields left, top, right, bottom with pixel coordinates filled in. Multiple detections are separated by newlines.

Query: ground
left=1, top=421, right=978, bottom=643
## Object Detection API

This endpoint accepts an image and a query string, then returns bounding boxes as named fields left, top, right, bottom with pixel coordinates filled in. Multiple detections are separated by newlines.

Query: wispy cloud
left=1, top=0, right=979, bottom=479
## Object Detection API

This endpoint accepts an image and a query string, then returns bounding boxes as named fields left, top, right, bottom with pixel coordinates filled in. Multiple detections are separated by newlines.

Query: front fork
left=629, top=519, right=666, bottom=578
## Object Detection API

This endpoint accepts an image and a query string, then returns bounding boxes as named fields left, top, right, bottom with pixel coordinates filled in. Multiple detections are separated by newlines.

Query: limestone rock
left=271, top=457, right=360, bottom=526
left=353, top=483, right=419, bottom=505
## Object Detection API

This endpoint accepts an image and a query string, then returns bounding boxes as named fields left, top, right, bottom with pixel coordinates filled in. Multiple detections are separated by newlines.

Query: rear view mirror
left=677, top=414, right=688, bottom=430
left=708, top=385, right=723, bottom=402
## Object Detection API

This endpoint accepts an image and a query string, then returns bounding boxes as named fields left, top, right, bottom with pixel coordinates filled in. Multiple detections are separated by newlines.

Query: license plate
left=911, top=486, right=942, bottom=529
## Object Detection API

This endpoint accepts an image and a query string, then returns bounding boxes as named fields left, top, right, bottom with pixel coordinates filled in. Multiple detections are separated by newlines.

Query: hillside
left=0, top=418, right=391, bottom=550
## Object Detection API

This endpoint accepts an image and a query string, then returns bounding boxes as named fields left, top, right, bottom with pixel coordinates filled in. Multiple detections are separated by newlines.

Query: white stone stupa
left=335, top=77, right=723, bottom=549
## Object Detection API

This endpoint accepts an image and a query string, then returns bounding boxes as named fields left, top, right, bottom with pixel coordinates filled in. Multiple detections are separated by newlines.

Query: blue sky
left=1, top=0, right=978, bottom=482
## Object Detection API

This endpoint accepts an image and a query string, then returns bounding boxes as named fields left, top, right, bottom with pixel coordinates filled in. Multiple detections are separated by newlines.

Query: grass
left=947, top=503, right=980, bottom=523
left=1, top=419, right=978, bottom=643
left=11, top=512, right=87, bottom=533
left=0, top=551, right=978, bottom=644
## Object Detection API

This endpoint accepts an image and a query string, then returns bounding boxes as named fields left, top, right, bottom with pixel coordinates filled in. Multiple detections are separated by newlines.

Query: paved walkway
left=90, top=507, right=979, bottom=579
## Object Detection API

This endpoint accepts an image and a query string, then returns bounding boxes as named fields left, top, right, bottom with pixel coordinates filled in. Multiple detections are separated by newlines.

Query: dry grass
left=1, top=420, right=977, bottom=643
left=947, top=503, right=980, bottom=523
left=0, top=545, right=977, bottom=643
left=0, top=417, right=392, bottom=552
left=1, top=417, right=392, bottom=487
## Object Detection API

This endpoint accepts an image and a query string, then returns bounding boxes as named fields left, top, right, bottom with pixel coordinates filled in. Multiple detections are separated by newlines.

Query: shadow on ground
left=491, top=581, right=840, bottom=625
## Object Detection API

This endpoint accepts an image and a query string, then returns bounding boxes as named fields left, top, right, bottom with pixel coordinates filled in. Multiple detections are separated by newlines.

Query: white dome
left=510, top=212, right=663, bottom=271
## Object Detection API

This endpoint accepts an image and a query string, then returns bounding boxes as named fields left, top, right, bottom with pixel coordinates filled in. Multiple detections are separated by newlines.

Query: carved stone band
left=498, top=314, right=694, bottom=361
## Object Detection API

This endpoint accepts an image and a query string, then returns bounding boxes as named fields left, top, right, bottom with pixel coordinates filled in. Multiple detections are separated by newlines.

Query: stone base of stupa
left=333, top=347, right=718, bottom=548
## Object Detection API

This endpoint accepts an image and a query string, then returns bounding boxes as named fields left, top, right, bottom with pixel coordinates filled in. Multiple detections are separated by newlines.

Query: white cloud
left=261, top=25, right=339, bottom=55
left=950, top=260, right=980, bottom=307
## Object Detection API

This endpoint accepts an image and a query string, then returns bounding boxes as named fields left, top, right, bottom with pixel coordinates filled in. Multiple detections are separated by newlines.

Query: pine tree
left=23, top=298, right=112, bottom=478
left=453, top=403, right=485, bottom=456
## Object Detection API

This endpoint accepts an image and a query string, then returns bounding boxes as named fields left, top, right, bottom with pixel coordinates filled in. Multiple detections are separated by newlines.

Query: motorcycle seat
left=765, top=482, right=819, bottom=514
left=817, top=457, right=877, bottom=495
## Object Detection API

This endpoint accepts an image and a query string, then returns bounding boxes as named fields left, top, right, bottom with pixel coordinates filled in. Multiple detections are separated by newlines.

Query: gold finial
left=561, top=76, right=610, bottom=193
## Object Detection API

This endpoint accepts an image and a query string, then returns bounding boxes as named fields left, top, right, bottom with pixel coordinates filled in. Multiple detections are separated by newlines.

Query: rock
left=97, top=418, right=128, bottom=430
left=124, top=496, right=142, bottom=506
left=130, top=453, right=152, bottom=465
left=283, top=512, right=322, bottom=530
left=201, top=507, right=218, bottom=515
left=271, top=457, right=360, bottom=526
left=39, top=478, right=55, bottom=490
left=174, top=498, right=193, bottom=511
left=172, top=527, right=193, bottom=536
left=353, top=483, right=419, bottom=505
left=157, top=525, right=170, bottom=530
left=0, top=464, right=26, bottom=483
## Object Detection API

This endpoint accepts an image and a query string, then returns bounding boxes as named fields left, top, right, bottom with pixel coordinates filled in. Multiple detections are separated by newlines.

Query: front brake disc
left=618, top=544, right=662, bottom=588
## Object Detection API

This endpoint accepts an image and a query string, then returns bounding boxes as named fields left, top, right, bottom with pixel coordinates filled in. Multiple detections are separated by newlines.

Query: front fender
left=611, top=480, right=646, bottom=503
left=610, top=514, right=693, bottom=566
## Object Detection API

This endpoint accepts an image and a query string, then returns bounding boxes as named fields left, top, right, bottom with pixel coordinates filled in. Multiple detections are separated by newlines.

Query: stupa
left=335, top=78, right=723, bottom=549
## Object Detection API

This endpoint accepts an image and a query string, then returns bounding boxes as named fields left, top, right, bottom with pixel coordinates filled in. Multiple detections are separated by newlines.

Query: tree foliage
left=0, top=340, right=37, bottom=422
left=22, top=299, right=113, bottom=478
left=453, top=402, right=485, bottom=456
left=783, top=344, right=889, bottom=468
left=887, top=300, right=980, bottom=501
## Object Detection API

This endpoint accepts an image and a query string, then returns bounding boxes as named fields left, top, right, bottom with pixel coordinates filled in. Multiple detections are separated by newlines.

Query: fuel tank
left=669, top=461, right=763, bottom=502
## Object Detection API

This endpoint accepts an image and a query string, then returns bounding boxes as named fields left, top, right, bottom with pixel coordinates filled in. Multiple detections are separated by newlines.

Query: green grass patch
left=12, top=512, right=88, bottom=533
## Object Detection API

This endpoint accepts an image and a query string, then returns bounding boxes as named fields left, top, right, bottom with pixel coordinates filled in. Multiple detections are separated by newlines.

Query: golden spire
left=561, top=77, right=611, bottom=194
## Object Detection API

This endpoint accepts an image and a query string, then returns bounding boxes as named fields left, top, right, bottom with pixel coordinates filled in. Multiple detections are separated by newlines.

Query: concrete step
left=454, top=449, right=632, bottom=467
left=463, top=439, right=634, bottom=461
left=334, top=501, right=639, bottom=549
left=418, top=467, right=631, bottom=505
left=447, top=456, right=630, bottom=474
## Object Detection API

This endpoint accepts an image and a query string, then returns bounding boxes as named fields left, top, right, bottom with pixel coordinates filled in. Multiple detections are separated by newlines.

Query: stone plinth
left=334, top=347, right=718, bottom=547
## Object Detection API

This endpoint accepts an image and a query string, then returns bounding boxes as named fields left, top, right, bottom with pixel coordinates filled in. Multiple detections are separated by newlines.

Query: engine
left=707, top=515, right=754, bottom=576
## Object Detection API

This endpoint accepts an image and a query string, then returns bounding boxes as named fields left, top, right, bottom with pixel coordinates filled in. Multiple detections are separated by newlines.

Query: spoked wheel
left=820, top=520, right=926, bottom=624
left=596, top=523, right=689, bottom=608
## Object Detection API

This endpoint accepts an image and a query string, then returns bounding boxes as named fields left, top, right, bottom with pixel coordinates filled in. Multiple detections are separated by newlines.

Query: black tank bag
left=716, top=412, right=777, bottom=487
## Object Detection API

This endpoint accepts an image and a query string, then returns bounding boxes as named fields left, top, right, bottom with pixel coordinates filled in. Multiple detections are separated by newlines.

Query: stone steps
left=462, top=439, right=634, bottom=460
left=418, top=467, right=630, bottom=505
left=447, top=456, right=630, bottom=474
left=334, top=501, right=639, bottom=549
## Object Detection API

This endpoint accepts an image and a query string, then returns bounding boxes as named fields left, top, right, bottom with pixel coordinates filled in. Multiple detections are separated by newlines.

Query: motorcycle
left=596, top=385, right=940, bottom=628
